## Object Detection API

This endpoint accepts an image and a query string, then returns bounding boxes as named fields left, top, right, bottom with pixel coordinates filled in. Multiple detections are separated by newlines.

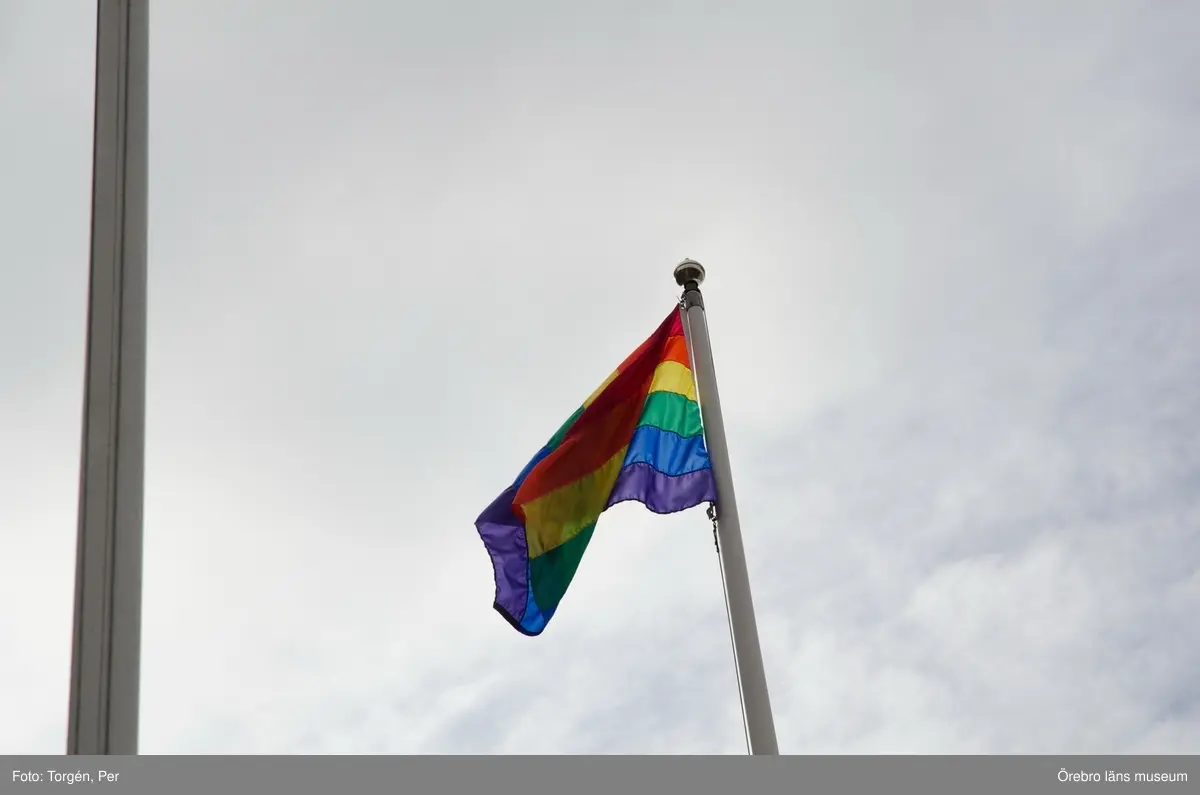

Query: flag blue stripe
left=621, top=424, right=711, bottom=477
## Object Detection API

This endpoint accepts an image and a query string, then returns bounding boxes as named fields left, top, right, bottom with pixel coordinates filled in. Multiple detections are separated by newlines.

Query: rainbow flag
left=475, top=307, right=716, bottom=635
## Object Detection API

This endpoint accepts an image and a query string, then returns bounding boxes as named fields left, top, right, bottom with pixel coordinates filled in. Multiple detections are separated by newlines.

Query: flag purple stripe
left=606, top=461, right=717, bottom=514
left=474, top=483, right=529, bottom=621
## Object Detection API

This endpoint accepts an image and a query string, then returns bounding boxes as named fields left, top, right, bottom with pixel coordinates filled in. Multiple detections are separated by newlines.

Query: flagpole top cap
left=674, top=259, right=706, bottom=287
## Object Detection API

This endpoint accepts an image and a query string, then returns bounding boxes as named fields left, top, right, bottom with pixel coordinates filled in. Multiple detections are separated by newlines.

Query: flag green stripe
left=636, top=390, right=703, bottom=439
left=545, top=405, right=585, bottom=452
left=529, top=521, right=596, bottom=613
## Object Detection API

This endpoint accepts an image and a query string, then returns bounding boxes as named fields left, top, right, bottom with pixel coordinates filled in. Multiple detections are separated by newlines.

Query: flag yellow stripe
left=647, top=360, right=696, bottom=401
left=523, top=447, right=628, bottom=558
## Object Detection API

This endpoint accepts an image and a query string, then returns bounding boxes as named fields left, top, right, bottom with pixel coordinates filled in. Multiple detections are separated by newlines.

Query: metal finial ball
left=674, top=258, right=706, bottom=287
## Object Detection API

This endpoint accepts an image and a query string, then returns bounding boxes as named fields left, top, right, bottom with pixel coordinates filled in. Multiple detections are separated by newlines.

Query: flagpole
left=675, top=259, right=780, bottom=756
left=67, top=0, right=149, bottom=755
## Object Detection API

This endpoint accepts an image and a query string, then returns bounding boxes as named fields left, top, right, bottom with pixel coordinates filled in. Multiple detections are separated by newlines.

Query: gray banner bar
left=1, top=755, right=1195, bottom=795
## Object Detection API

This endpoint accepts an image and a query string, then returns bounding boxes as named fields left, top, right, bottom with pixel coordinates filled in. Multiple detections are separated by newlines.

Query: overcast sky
left=2, top=0, right=1198, bottom=754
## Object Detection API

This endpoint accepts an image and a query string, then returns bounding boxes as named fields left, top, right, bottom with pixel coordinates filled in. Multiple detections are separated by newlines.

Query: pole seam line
left=100, top=0, right=134, bottom=753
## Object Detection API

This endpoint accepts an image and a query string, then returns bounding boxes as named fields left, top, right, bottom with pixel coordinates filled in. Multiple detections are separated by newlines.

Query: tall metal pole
left=68, top=0, right=149, bottom=755
left=675, top=259, right=779, bottom=756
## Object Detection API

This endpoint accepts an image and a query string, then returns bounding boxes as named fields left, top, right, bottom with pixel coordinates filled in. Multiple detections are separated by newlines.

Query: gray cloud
left=2, top=0, right=1197, bottom=754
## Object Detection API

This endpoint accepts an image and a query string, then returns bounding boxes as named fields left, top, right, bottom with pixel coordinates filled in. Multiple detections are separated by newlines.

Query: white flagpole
left=67, top=0, right=149, bottom=755
left=675, top=259, right=780, bottom=756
